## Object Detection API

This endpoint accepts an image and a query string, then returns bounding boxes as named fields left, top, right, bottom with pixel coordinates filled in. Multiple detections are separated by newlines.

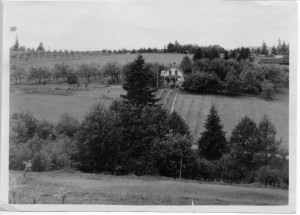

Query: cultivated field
left=9, top=170, right=288, bottom=205
left=11, top=53, right=193, bottom=70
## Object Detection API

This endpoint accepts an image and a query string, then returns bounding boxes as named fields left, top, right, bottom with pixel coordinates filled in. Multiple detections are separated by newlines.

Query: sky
left=4, top=0, right=296, bottom=51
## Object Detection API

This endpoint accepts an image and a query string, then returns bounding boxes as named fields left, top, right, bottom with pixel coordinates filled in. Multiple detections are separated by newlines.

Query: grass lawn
left=9, top=170, right=288, bottom=205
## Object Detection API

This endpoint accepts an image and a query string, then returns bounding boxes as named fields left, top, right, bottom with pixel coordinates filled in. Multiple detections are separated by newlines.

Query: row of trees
left=253, top=39, right=289, bottom=56
left=180, top=56, right=289, bottom=98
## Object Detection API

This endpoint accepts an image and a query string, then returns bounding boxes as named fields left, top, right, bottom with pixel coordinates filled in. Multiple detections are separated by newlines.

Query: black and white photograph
left=0, top=0, right=298, bottom=212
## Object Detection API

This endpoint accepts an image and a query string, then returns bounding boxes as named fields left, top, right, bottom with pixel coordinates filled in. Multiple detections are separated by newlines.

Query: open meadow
left=9, top=170, right=288, bottom=205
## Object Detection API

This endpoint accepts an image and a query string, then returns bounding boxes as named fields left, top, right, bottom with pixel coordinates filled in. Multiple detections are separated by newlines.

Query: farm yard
left=10, top=170, right=288, bottom=205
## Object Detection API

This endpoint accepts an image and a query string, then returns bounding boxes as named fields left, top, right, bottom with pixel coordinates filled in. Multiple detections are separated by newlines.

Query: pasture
left=9, top=170, right=288, bottom=205
left=11, top=53, right=193, bottom=70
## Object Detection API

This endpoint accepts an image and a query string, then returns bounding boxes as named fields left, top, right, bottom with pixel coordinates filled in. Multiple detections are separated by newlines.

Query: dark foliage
left=198, top=104, right=227, bottom=160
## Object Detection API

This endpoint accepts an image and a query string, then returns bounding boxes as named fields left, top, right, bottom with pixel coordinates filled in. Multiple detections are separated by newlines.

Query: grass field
left=9, top=170, right=288, bottom=205
left=170, top=89, right=289, bottom=149
left=11, top=53, right=193, bottom=70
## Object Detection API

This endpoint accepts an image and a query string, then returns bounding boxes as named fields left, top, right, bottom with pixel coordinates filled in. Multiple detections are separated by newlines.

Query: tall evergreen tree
left=271, top=45, right=277, bottom=55
left=277, top=38, right=282, bottom=54
left=13, top=38, right=19, bottom=51
left=281, top=41, right=288, bottom=55
left=198, top=104, right=227, bottom=160
left=261, top=41, right=269, bottom=55
left=121, top=55, right=159, bottom=107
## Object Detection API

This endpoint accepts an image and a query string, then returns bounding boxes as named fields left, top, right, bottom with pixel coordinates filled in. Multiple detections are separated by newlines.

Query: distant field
left=9, top=170, right=288, bottom=205
left=11, top=53, right=193, bottom=70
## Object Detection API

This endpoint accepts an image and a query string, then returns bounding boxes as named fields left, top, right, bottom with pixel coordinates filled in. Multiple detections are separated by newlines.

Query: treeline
left=180, top=56, right=289, bottom=99
left=253, top=39, right=289, bottom=56
left=10, top=55, right=288, bottom=188
left=11, top=39, right=289, bottom=60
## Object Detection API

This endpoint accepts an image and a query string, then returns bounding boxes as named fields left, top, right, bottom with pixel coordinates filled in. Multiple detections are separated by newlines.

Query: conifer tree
left=261, top=41, right=269, bottom=55
left=121, top=55, right=159, bottom=107
left=277, top=38, right=282, bottom=54
left=198, top=104, right=227, bottom=160
left=271, top=45, right=277, bottom=55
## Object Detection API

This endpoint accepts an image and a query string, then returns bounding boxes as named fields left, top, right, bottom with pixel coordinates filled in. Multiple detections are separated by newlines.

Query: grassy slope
left=175, top=90, right=288, bottom=148
left=10, top=170, right=288, bottom=205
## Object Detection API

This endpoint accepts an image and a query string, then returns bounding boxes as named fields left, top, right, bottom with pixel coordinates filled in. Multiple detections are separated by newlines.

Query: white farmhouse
left=161, top=66, right=184, bottom=87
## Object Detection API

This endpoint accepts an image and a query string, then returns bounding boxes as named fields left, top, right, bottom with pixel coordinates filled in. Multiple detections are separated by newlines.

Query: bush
left=9, top=141, right=32, bottom=170
left=56, top=113, right=79, bottom=138
left=255, top=165, right=280, bottom=186
left=66, top=73, right=78, bottom=85
left=262, top=80, right=275, bottom=100
left=239, top=69, right=261, bottom=94
left=182, top=71, right=221, bottom=93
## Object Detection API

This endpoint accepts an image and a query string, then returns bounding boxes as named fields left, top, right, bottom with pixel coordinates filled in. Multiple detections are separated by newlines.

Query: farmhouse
left=161, top=66, right=184, bottom=87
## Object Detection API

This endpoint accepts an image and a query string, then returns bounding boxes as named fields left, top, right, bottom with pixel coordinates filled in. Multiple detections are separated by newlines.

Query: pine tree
left=14, top=38, right=19, bottom=51
left=277, top=38, right=282, bottom=54
left=121, top=55, right=159, bottom=107
left=281, top=41, right=287, bottom=55
left=271, top=45, right=277, bottom=55
left=261, top=41, right=269, bottom=55
left=37, top=42, right=45, bottom=52
left=198, top=104, right=227, bottom=160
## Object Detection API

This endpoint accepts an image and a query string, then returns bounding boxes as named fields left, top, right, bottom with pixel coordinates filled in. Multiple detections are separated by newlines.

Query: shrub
left=262, top=80, right=275, bottom=100
left=255, top=165, right=280, bottom=186
left=66, top=73, right=78, bottom=85
left=56, top=113, right=79, bottom=138
left=182, top=71, right=221, bottom=93
left=9, top=141, right=32, bottom=170
left=239, top=69, right=261, bottom=94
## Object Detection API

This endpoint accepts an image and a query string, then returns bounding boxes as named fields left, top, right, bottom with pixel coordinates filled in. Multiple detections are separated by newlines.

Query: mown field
left=170, top=89, right=289, bottom=149
left=9, top=170, right=288, bottom=205
left=11, top=53, right=193, bottom=70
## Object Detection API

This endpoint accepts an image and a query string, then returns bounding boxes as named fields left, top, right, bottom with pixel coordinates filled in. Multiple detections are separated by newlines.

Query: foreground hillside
left=10, top=170, right=288, bottom=205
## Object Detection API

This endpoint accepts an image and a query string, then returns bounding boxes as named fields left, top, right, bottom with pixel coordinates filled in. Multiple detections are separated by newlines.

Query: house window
left=175, top=71, right=178, bottom=75
left=169, top=71, right=171, bottom=75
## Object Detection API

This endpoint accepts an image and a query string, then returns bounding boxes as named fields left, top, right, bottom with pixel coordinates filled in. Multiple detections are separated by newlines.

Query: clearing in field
left=9, top=170, right=288, bottom=205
